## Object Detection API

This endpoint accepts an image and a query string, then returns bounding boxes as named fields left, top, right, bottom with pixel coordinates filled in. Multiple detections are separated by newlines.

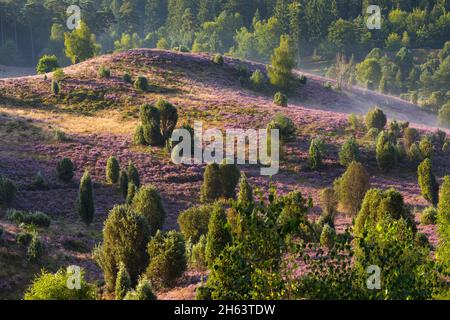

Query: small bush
left=106, top=156, right=120, bottom=184
left=365, top=127, right=380, bottom=140
left=119, top=170, right=129, bottom=199
left=126, top=182, right=137, bottom=204
left=52, top=68, right=66, bottom=81
left=237, top=172, right=253, bottom=205
left=53, top=129, right=69, bottom=142
left=219, top=162, right=240, bottom=199
left=27, top=233, right=44, bottom=262
left=98, top=66, right=111, bottom=78
left=250, top=69, right=265, bottom=91
left=408, top=142, right=423, bottom=164
left=419, top=136, right=434, bottom=159
left=56, top=158, right=74, bottom=181
left=156, top=99, right=178, bottom=141
left=122, top=72, right=132, bottom=83
left=115, top=262, right=131, bottom=300
left=0, top=175, right=17, bottom=206
left=421, top=206, right=437, bottom=225
left=267, top=114, right=296, bottom=141
left=189, top=234, right=208, bottom=271
left=438, top=102, right=450, bottom=127
left=212, top=54, right=224, bottom=65
left=376, top=131, right=397, bottom=172
left=339, top=137, right=360, bottom=167
left=134, top=76, right=149, bottom=91
left=308, top=138, right=325, bottom=170
left=205, top=205, right=232, bottom=266
left=140, top=103, right=163, bottom=146
left=273, top=92, right=288, bottom=107
left=7, top=209, right=51, bottom=228
left=124, top=277, right=156, bottom=300
left=178, top=204, right=212, bottom=244
left=132, top=185, right=165, bottom=236
left=133, top=125, right=146, bottom=145
left=24, top=268, right=97, bottom=300
left=366, top=107, right=387, bottom=130
left=200, top=163, right=222, bottom=203
left=348, top=113, right=363, bottom=131
left=16, top=232, right=33, bottom=246
left=418, top=158, right=439, bottom=206
left=127, top=161, right=140, bottom=187
left=36, top=55, right=59, bottom=74
left=77, top=170, right=95, bottom=226
left=319, top=188, right=338, bottom=227
left=299, top=74, right=307, bottom=84
left=146, top=230, right=187, bottom=288
left=51, top=80, right=60, bottom=95
left=320, top=224, right=336, bottom=249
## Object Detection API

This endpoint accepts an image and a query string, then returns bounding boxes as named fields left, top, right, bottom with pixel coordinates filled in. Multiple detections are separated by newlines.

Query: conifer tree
left=77, top=170, right=95, bottom=226
left=268, top=35, right=296, bottom=90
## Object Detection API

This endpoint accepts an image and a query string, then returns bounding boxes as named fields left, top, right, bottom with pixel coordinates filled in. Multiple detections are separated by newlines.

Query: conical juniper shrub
left=106, top=156, right=120, bottom=184
left=156, top=99, right=178, bottom=142
left=418, top=158, right=439, bottom=207
left=200, top=163, right=222, bottom=203
left=132, top=185, right=165, bottom=236
left=76, top=170, right=95, bottom=226
left=56, top=158, right=74, bottom=181
left=119, top=170, right=129, bottom=199
left=127, top=161, right=140, bottom=187
left=219, top=161, right=240, bottom=199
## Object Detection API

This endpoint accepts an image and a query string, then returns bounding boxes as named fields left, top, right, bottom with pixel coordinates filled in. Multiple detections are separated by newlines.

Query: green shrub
left=319, top=188, right=338, bottom=227
left=132, top=185, right=165, bottom=236
left=98, top=65, right=111, bottom=78
left=268, top=35, right=296, bottom=90
left=273, top=92, right=288, bottom=107
left=51, top=80, right=60, bottom=95
left=76, top=170, right=95, bottom=226
left=365, top=107, right=387, bottom=130
left=250, top=69, right=265, bottom=91
left=237, top=172, right=253, bottom=205
left=408, top=142, right=423, bottom=164
left=0, top=175, right=17, bottom=206
left=320, top=224, right=336, bottom=249
left=127, top=161, right=140, bottom=187
left=37, top=55, right=59, bottom=74
left=56, top=158, right=74, bottom=181
left=403, top=127, right=419, bottom=149
left=438, top=102, right=450, bottom=127
left=134, top=76, right=149, bottom=91
left=6, top=209, right=51, bottom=228
left=126, top=182, right=137, bottom=204
left=32, top=172, right=46, bottom=190
left=421, top=206, right=437, bottom=225
left=146, top=230, right=187, bottom=288
left=27, top=233, right=44, bottom=262
left=24, top=268, right=97, bottom=300
left=443, top=141, right=450, bottom=153
left=156, top=37, right=169, bottom=49
left=133, top=125, right=146, bottom=145
left=205, top=205, right=232, bottom=266
left=299, top=74, right=307, bottom=84
left=122, top=72, right=132, bottom=83
left=119, top=170, right=129, bottom=199
left=395, top=141, right=407, bottom=162
left=339, top=137, right=360, bottom=167
left=53, top=128, right=69, bottom=142
left=106, top=156, right=120, bottom=184
left=115, top=262, right=131, bottom=300
left=418, top=158, right=439, bottom=206
left=219, top=162, right=240, bottom=199
left=200, top=163, right=222, bottom=203
left=354, top=188, right=415, bottom=237
left=334, top=161, right=369, bottom=216
left=365, top=127, right=380, bottom=140
left=267, top=114, right=296, bottom=141
left=178, top=204, right=212, bottom=243
left=124, top=277, right=156, bottom=300
left=93, top=205, right=150, bottom=291
left=419, top=136, right=434, bottom=159
left=156, top=99, right=178, bottom=141
left=376, top=131, right=397, bottom=172
left=308, top=138, right=325, bottom=170
left=212, top=54, right=224, bottom=65
left=16, top=232, right=32, bottom=245
left=437, top=176, right=450, bottom=272
left=189, top=234, right=208, bottom=271
left=52, top=68, right=66, bottom=81
left=348, top=113, right=364, bottom=131
left=140, top=103, right=163, bottom=146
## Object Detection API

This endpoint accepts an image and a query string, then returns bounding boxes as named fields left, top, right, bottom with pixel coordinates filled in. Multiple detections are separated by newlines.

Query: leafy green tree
left=36, top=55, right=58, bottom=74
left=64, top=21, right=98, bottom=64
left=339, top=137, right=360, bottom=167
left=76, top=170, right=95, bottom=226
left=268, top=35, right=296, bottom=90
left=156, top=99, right=178, bottom=142
left=418, top=158, right=439, bottom=207
left=438, top=102, right=450, bottom=127
left=365, top=107, right=387, bottom=130
left=356, top=58, right=382, bottom=89
left=327, top=19, right=357, bottom=56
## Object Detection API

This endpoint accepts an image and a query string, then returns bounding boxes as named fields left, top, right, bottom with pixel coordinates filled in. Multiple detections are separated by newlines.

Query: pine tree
left=77, top=170, right=95, bottom=226
left=268, top=35, right=296, bottom=90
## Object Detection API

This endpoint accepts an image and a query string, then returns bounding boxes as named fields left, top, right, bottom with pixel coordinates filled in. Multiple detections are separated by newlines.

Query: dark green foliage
left=36, top=55, right=58, bottom=74
left=124, top=277, right=156, bottom=300
left=133, top=125, right=146, bottom=145
left=33, top=171, right=46, bottom=189
left=237, top=173, right=253, bottom=205
left=277, top=191, right=313, bottom=239
left=122, top=72, right=132, bottom=83
left=134, top=76, right=149, bottom=91
left=126, top=182, right=137, bottom=205
left=132, top=185, right=165, bottom=236
left=98, top=65, right=111, bottom=78
left=320, top=224, right=336, bottom=249
left=219, top=162, right=240, bottom=199
left=106, top=156, right=120, bottom=184
left=212, top=54, right=224, bottom=65
left=127, top=161, right=140, bottom=187
left=418, top=158, right=439, bottom=206
left=119, top=170, right=129, bottom=199
left=365, top=107, right=387, bottom=130
left=27, top=233, right=44, bottom=262
left=249, top=69, right=265, bottom=91
left=156, top=99, right=178, bottom=141
left=339, top=137, right=360, bottom=167
left=273, top=91, right=288, bottom=107
left=56, top=158, right=74, bottom=181
left=376, top=131, right=397, bottom=172
left=146, top=230, right=187, bottom=288
left=354, top=188, right=415, bottom=237
left=6, top=209, right=51, bottom=228
left=77, top=170, right=95, bottom=226
left=408, top=142, right=423, bottom=164
left=0, top=175, right=17, bottom=206
left=334, top=162, right=369, bottom=216
left=189, top=234, right=208, bottom=271
left=115, top=262, right=131, bottom=300
left=268, top=35, right=296, bottom=90
left=419, top=136, right=434, bottom=159
left=200, top=163, right=222, bottom=203
left=437, top=176, right=450, bottom=271
left=205, top=205, right=232, bottom=266
left=178, top=204, right=213, bottom=244
left=51, top=80, right=60, bottom=96
left=24, top=269, right=97, bottom=300
left=319, top=188, right=338, bottom=228
left=267, top=114, right=296, bottom=141
left=421, top=206, right=437, bottom=225
left=93, top=205, right=150, bottom=291
left=16, top=232, right=32, bottom=246
left=438, top=102, right=450, bottom=127
left=403, top=127, right=419, bottom=149
left=141, top=104, right=163, bottom=146
left=308, top=138, right=325, bottom=170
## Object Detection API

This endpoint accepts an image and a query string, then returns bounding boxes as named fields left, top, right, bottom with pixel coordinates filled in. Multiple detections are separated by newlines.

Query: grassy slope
left=0, top=49, right=446, bottom=299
